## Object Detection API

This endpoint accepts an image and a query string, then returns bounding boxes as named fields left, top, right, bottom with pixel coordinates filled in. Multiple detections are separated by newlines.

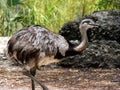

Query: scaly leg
left=23, top=67, right=48, bottom=90
left=30, top=67, right=36, bottom=90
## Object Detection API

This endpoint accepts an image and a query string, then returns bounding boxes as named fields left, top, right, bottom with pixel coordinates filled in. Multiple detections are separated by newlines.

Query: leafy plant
left=0, top=0, right=23, bottom=36
left=0, top=0, right=119, bottom=36
left=95, top=0, right=120, bottom=10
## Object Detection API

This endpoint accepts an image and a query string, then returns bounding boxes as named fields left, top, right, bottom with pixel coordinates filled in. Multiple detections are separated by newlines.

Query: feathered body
left=7, top=19, right=98, bottom=90
left=8, top=25, right=70, bottom=69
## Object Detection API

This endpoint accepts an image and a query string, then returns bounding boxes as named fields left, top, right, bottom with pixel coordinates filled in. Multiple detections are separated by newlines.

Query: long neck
left=55, top=28, right=88, bottom=59
left=74, top=29, right=88, bottom=52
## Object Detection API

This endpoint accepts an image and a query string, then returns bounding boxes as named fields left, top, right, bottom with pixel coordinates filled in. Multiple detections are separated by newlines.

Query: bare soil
left=0, top=59, right=120, bottom=90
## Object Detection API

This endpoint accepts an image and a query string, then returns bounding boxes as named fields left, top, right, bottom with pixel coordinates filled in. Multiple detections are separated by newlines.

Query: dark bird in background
left=7, top=19, right=99, bottom=90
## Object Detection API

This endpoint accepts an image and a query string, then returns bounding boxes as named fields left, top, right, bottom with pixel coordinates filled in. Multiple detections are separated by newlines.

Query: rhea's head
left=79, top=19, right=99, bottom=33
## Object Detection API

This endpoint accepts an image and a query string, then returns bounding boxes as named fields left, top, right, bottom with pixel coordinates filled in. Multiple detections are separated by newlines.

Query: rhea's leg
left=30, top=67, right=36, bottom=90
left=23, top=67, right=49, bottom=90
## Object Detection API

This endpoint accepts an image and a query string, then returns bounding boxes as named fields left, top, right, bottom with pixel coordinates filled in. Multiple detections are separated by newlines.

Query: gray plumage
left=7, top=25, right=70, bottom=90
left=8, top=25, right=69, bottom=66
left=7, top=19, right=99, bottom=90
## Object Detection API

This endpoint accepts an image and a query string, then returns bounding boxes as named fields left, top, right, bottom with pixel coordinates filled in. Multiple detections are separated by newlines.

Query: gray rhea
left=7, top=19, right=98, bottom=90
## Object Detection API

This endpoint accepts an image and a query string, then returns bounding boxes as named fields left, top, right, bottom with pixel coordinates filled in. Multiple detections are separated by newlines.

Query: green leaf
left=12, top=16, right=23, bottom=22
left=7, top=0, right=23, bottom=7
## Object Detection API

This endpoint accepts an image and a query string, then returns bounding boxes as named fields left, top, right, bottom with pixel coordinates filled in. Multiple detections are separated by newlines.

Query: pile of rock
left=59, top=10, right=120, bottom=68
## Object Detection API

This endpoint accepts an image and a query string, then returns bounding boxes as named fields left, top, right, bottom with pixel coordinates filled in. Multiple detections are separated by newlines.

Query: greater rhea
left=7, top=19, right=99, bottom=90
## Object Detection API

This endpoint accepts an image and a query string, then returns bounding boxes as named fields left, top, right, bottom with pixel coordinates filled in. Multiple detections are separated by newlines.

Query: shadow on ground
left=0, top=59, right=120, bottom=90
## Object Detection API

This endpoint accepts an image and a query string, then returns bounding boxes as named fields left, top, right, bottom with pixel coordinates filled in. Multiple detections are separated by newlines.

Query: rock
left=59, top=10, right=120, bottom=68
left=60, top=10, right=120, bottom=43
left=59, top=40, right=120, bottom=68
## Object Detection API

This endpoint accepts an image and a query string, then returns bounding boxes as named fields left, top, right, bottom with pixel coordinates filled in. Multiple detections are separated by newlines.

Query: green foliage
left=0, top=0, right=119, bottom=36
left=95, top=0, right=120, bottom=10
left=0, top=0, right=24, bottom=36
left=7, top=0, right=23, bottom=7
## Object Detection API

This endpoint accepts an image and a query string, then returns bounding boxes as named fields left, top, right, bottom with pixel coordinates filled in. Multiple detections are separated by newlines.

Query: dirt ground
left=0, top=59, right=120, bottom=90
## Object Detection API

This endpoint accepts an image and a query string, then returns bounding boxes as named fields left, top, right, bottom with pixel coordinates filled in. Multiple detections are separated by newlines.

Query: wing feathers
left=8, top=25, right=69, bottom=64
